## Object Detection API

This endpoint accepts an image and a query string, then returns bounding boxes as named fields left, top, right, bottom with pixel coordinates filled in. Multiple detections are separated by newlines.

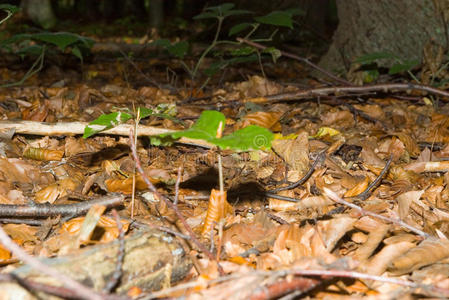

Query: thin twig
left=0, top=226, right=105, bottom=300
left=268, top=151, right=325, bottom=193
left=103, top=210, right=125, bottom=293
left=237, top=38, right=352, bottom=86
left=128, top=129, right=224, bottom=275
left=323, top=187, right=430, bottom=238
left=264, top=192, right=301, bottom=203
left=0, top=194, right=124, bottom=217
left=174, top=166, right=182, bottom=205
left=357, top=154, right=393, bottom=200
left=245, top=83, right=449, bottom=103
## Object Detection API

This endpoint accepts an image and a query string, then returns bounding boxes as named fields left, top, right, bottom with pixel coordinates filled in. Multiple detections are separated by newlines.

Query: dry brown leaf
left=397, top=190, right=424, bottom=220
left=60, top=213, right=129, bottom=246
left=404, top=160, right=449, bottom=173
left=3, top=224, right=38, bottom=244
left=271, top=131, right=309, bottom=176
left=237, top=111, right=282, bottom=132
left=317, top=216, right=356, bottom=250
left=344, top=176, right=370, bottom=197
left=352, top=221, right=390, bottom=262
left=388, top=238, right=449, bottom=275
left=233, top=75, right=283, bottom=98
left=360, top=241, right=416, bottom=276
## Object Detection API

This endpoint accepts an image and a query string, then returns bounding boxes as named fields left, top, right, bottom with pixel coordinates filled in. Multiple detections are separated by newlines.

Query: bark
left=0, top=229, right=192, bottom=299
left=319, top=0, right=448, bottom=73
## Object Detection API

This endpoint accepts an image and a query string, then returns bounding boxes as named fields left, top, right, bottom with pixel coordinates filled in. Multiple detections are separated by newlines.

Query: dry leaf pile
left=0, top=45, right=449, bottom=299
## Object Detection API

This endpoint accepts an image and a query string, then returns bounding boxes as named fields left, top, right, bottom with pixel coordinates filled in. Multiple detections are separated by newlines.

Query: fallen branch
left=245, top=83, right=449, bottom=103
left=323, top=187, right=430, bottom=238
left=0, top=194, right=124, bottom=217
left=237, top=38, right=352, bottom=86
left=0, top=120, right=212, bottom=148
left=0, top=225, right=106, bottom=300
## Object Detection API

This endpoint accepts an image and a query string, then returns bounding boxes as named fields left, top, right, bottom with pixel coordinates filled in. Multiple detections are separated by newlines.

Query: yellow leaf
left=311, top=126, right=341, bottom=138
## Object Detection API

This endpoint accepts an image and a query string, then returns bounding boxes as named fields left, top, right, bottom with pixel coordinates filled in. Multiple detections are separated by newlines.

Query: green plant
left=354, top=51, right=420, bottom=82
left=83, top=104, right=178, bottom=139
left=0, top=5, right=94, bottom=87
left=151, top=3, right=301, bottom=88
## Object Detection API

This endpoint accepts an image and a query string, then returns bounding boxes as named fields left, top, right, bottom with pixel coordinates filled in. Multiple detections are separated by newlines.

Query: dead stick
left=323, top=187, right=429, bottom=238
left=0, top=225, right=105, bottom=300
left=246, top=83, right=449, bottom=103
left=237, top=38, right=352, bottom=86
left=0, top=194, right=124, bottom=217
left=0, top=120, right=212, bottom=148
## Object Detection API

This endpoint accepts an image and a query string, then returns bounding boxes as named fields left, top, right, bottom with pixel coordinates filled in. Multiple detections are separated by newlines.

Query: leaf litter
left=1, top=32, right=449, bottom=300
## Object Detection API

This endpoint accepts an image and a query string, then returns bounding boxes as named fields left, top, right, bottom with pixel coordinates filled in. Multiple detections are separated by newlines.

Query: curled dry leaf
left=105, top=174, right=160, bottom=194
left=388, top=238, right=449, bottom=275
left=35, top=178, right=79, bottom=204
left=201, top=189, right=233, bottom=236
left=344, top=176, right=370, bottom=198
left=237, top=111, right=282, bottom=132
left=60, top=215, right=130, bottom=244
left=317, top=216, right=356, bottom=251
left=23, top=146, right=64, bottom=161
left=352, top=221, right=390, bottom=262
left=360, top=241, right=415, bottom=276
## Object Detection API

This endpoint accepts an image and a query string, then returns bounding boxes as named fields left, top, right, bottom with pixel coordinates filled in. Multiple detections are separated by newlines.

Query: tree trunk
left=319, top=0, right=448, bottom=73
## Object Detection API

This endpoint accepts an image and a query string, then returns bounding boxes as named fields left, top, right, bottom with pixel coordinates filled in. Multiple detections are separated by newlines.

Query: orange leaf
left=201, top=189, right=233, bottom=236
left=344, top=177, right=370, bottom=197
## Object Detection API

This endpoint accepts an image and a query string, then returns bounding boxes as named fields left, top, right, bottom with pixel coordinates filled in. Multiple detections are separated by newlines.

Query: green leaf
left=230, top=46, right=256, bottom=56
left=149, top=39, right=171, bottom=47
left=255, top=11, right=294, bottom=28
left=229, top=23, right=253, bottom=36
left=169, top=110, right=225, bottom=141
left=262, top=47, right=282, bottom=63
left=32, top=32, right=93, bottom=51
left=354, top=51, right=398, bottom=65
left=193, top=11, right=219, bottom=19
left=137, top=107, right=154, bottom=119
left=71, top=46, right=83, bottom=62
left=0, top=4, right=19, bottom=25
left=17, top=45, right=45, bottom=58
left=158, top=110, right=274, bottom=152
left=214, top=125, right=273, bottom=151
left=0, top=4, right=19, bottom=14
left=388, top=59, right=419, bottom=75
left=222, top=9, right=251, bottom=18
left=83, top=111, right=132, bottom=138
left=204, top=55, right=258, bottom=76
left=167, top=41, right=189, bottom=59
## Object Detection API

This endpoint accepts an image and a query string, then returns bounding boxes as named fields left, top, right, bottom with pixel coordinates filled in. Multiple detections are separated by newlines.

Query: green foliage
left=156, top=110, right=274, bottom=152
left=193, top=3, right=251, bottom=20
left=1, top=32, right=93, bottom=62
left=83, top=111, right=133, bottom=138
left=83, top=105, right=179, bottom=139
left=354, top=51, right=419, bottom=78
left=150, top=3, right=299, bottom=85
left=0, top=4, right=19, bottom=25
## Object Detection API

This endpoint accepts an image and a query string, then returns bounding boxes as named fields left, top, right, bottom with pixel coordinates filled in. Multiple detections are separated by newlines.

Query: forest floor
left=0, top=16, right=449, bottom=300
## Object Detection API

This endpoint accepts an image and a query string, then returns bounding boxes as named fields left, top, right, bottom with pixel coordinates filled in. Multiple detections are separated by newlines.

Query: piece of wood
left=0, top=229, right=192, bottom=299
left=0, top=120, right=212, bottom=148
